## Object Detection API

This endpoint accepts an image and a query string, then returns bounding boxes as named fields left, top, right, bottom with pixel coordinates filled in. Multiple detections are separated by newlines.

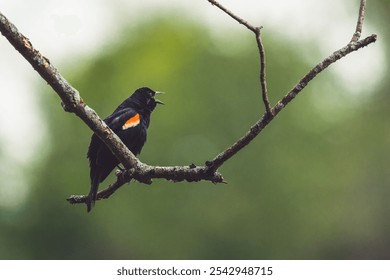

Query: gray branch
left=351, top=0, right=367, bottom=42
left=0, top=11, right=225, bottom=205
left=0, top=0, right=377, bottom=208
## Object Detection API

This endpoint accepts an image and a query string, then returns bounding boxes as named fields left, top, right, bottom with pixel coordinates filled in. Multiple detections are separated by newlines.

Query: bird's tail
left=86, top=176, right=100, bottom=213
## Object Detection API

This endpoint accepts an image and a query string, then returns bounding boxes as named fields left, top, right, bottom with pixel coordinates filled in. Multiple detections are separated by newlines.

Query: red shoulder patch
left=122, top=113, right=140, bottom=130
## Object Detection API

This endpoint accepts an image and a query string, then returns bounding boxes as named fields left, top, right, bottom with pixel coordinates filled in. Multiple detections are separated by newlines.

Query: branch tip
left=207, top=0, right=257, bottom=32
left=350, top=0, right=367, bottom=43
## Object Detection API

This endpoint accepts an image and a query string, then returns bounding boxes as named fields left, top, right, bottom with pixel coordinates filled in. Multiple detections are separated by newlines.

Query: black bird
left=86, top=87, right=163, bottom=212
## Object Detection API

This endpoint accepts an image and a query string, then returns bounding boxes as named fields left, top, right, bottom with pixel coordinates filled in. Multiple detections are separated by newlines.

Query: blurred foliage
left=1, top=8, right=389, bottom=259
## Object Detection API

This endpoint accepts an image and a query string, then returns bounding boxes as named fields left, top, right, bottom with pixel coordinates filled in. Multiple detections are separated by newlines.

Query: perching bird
left=86, top=87, right=163, bottom=212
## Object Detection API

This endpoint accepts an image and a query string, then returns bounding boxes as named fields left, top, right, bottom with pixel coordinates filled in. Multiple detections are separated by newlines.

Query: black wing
left=87, top=108, right=143, bottom=182
left=86, top=107, right=145, bottom=212
left=87, top=108, right=139, bottom=159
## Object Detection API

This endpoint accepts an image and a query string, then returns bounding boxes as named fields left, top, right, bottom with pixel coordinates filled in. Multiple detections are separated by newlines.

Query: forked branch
left=205, top=0, right=376, bottom=170
left=0, top=0, right=377, bottom=208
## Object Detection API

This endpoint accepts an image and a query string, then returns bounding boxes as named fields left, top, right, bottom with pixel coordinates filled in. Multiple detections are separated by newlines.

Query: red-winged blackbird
left=86, top=87, right=163, bottom=212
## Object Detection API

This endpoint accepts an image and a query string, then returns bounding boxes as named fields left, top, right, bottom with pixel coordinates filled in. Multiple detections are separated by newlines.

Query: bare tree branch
left=68, top=173, right=126, bottom=204
left=207, top=0, right=257, bottom=32
left=0, top=0, right=377, bottom=208
left=351, top=0, right=367, bottom=42
left=207, top=0, right=272, bottom=114
left=67, top=164, right=226, bottom=204
left=275, top=35, right=376, bottom=114
left=0, top=11, right=140, bottom=170
left=205, top=0, right=377, bottom=171
left=0, top=11, right=225, bottom=204
left=255, top=28, right=272, bottom=115
left=206, top=33, right=377, bottom=170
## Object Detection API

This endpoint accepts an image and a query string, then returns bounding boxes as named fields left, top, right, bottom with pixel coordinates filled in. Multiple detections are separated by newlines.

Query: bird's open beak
left=154, top=91, right=164, bottom=105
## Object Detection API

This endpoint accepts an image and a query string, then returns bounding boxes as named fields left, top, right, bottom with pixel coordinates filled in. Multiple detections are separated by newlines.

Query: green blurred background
left=1, top=1, right=389, bottom=259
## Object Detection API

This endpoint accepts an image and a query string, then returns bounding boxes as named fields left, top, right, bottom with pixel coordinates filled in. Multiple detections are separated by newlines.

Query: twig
left=351, top=0, right=367, bottom=42
left=207, top=0, right=257, bottom=32
left=208, top=0, right=272, bottom=114
left=68, top=170, right=135, bottom=204
left=275, top=35, right=376, bottom=114
left=255, top=28, right=272, bottom=115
